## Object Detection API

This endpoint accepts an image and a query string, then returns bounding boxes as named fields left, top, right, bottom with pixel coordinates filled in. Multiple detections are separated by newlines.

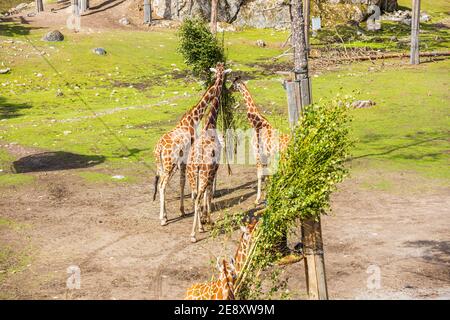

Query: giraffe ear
left=216, top=258, right=222, bottom=271
left=210, top=68, right=217, bottom=73
left=224, top=68, right=232, bottom=74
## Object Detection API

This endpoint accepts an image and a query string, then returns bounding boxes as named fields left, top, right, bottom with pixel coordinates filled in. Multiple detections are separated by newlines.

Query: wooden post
left=36, top=0, right=44, bottom=12
left=303, top=0, right=310, bottom=55
left=290, top=0, right=328, bottom=300
left=301, top=217, right=328, bottom=299
left=144, top=0, right=152, bottom=24
left=410, top=0, right=420, bottom=65
left=210, top=0, right=218, bottom=34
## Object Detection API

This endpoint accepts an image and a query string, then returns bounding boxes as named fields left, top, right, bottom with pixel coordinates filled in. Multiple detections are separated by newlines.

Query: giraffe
left=187, top=63, right=231, bottom=243
left=153, top=63, right=227, bottom=226
left=231, top=77, right=290, bottom=204
left=185, top=258, right=236, bottom=300
left=234, top=217, right=259, bottom=274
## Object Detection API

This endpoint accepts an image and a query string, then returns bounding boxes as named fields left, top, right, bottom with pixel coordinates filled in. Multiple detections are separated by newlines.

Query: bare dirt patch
left=0, top=150, right=449, bottom=299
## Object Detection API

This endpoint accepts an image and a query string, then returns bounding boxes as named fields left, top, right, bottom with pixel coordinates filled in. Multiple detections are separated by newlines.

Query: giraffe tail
left=153, top=174, right=160, bottom=201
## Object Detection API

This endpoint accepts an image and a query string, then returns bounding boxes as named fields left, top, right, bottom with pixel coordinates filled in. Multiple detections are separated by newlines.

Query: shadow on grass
left=13, top=151, right=105, bottom=173
left=352, top=136, right=447, bottom=160
left=0, top=96, right=32, bottom=120
left=0, top=20, right=42, bottom=37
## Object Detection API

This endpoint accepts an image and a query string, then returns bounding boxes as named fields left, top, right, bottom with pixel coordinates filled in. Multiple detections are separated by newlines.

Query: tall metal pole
left=410, top=0, right=420, bottom=65
left=290, top=0, right=328, bottom=300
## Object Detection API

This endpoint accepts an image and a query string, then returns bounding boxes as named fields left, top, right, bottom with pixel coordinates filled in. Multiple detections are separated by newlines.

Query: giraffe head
left=210, top=62, right=232, bottom=78
left=217, top=257, right=237, bottom=282
left=230, top=76, right=246, bottom=93
left=240, top=216, right=258, bottom=241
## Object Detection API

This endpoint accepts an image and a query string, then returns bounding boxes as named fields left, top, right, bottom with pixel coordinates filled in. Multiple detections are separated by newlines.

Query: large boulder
left=42, top=30, right=64, bottom=42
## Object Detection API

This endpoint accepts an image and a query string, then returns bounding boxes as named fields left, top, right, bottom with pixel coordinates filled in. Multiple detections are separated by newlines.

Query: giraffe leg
left=191, top=192, right=204, bottom=242
left=206, top=185, right=214, bottom=226
left=255, top=165, right=263, bottom=204
left=212, top=176, right=217, bottom=197
left=200, top=191, right=208, bottom=226
left=179, top=163, right=186, bottom=216
left=159, top=174, right=170, bottom=226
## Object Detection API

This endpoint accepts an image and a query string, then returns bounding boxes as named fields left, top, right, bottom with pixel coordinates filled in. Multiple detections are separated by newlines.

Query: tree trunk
left=80, top=0, right=89, bottom=13
left=144, top=0, right=152, bottom=24
left=410, top=0, right=420, bottom=65
left=210, top=0, right=218, bottom=34
left=36, top=0, right=44, bottom=12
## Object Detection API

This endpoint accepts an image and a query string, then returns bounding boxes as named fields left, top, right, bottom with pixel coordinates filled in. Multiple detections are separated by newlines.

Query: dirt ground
left=0, top=142, right=449, bottom=300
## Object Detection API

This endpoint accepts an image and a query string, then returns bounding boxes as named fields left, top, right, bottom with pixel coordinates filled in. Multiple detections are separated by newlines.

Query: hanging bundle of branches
left=235, top=99, right=354, bottom=298
left=178, top=18, right=238, bottom=165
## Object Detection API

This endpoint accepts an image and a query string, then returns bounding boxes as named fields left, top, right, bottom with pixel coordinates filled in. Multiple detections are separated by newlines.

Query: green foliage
left=237, top=99, right=353, bottom=298
left=177, top=18, right=226, bottom=83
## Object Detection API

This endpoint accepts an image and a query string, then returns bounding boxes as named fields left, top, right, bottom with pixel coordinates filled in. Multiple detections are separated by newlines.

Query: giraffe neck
left=204, top=75, right=225, bottom=130
left=234, top=233, right=251, bottom=273
left=238, top=82, right=268, bottom=129
left=179, top=72, right=224, bottom=129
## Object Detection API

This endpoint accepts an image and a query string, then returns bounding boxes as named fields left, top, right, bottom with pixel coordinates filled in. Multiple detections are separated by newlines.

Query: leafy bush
left=236, top=99, right=354, bottom=298
left=178, top=18, right=226, bottom=83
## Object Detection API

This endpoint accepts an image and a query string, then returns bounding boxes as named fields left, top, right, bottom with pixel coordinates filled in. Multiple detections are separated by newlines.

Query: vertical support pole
left=144, top=0, right=152, bottom=24
left=290, top=0, right=328, bottom=300
left=303, top=0, right=310, bottom=55
left=410, top=0, right=420, bottom=65
left=80, top=0, right=88, bottom=13
left=301, top=218, right=329, bottom=300
left=211, top=0, right=218, bottom=34
left=72, top=0, right=79, bottom=16
left=285, top=80, right=299, bottom=131
left=36, top=0, right=44, bottom=12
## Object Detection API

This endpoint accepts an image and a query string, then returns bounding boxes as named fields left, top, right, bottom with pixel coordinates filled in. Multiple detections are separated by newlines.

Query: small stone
left=42, top=30, right=64, bottom=42
left=112, top=175, right=125, bottom=180
left=351, top=100, right=376, bottom=109
left=119, top=17, right=130, bottom=26
left=0, top=68, right=10, bottom=74
left=256, top=39, right=266, bottom=48
left=56, top=89, right=63, bottom=96
left=93, top=47, right=107, bottom=55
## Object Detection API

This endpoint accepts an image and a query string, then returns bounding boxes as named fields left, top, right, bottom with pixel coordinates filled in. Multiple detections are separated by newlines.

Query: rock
left=119, top=17, right=130, bottom=26
left=27, top=12, right=36, bottom=17
left=42, top=30, right=64, bottom=42
left=93, top=48, right=107, bottom=55
left=402, top=18, right=411, bottom=26
left=0, top=68, right=11, bottom=74
left=352, top=100, right=376, bottom=109
left=56, top=89, right=63, bottom=97
left=15, top=3, right=28, bottom=11
left=112, top=175, right=125, bottom=180
left=256, top=39, right=266, bottom=48
left=420, top=12, right=430, bottom=22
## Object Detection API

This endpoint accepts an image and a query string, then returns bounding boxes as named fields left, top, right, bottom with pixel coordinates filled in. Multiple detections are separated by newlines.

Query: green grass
left=0, top=0, right=24, bottom=13
left=0, top=21, right=449, bottom=184
left=0, top=173, right=35, bottom=187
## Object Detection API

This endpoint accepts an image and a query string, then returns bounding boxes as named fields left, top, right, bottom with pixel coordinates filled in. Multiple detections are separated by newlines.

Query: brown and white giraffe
left=185, top=258, right=236, bottom=300
left=234, top=217, right=259, bottom=274
left=232, top=77, right=290, bottom=204
left=187, top=63, right=231, bottom=242
left=153, top=64, right=227, bottom=226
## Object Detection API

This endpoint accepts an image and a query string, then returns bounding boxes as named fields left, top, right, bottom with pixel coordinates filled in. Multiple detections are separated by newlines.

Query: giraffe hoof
left=160, top=219, right=168, bottom=226
left=190, top=237, right=197, bottom=243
